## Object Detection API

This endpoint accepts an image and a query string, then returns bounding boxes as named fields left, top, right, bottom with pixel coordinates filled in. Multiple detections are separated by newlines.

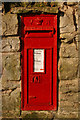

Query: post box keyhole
left=33, top=76, right=39, bottom=83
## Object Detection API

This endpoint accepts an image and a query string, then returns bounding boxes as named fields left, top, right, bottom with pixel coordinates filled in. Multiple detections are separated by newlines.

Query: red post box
left=21, top=14, right=57, bottom=110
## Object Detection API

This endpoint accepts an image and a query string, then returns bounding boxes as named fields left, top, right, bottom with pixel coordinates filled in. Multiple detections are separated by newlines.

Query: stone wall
left=1, top=2, right=79, bottom=119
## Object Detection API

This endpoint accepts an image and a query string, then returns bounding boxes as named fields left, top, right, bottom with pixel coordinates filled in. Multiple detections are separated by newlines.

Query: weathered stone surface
left=59, top=79, right=78, bottom=94
left=0, top=53, right=2, bottom=77
left=59, top=58, right=78, bottom=80
left=59, top=43, right=78, bottom=58
left=2, top=92, right=11, bottom=111
left=60, top=101, right=78, bottom=112
left=10, top=88, right=20, bottom=110
left=58, top=87, right=78, bottom=117
left=2, top=80, right=20, bottom=91
left=67, top=2, right=78, bottom=6
left=55, top=111, right=78, bottom=118
left=1, top=37, right=20, bottom=52
left=60, top=23, right=75, bottom=34
left=2, top=14, right=18, bottom=35
left=2, top=88, right=20, bottom=117
left=60, top=92, right=78, bottom=103
left=22, top=111, right=55, bottom=119
left=59, top=5, right=73, bottom=15
left=60, top=13, right=73, bottom=28
left=2, top=53, right=20, bottom=81
left=58, top=91, right=78, bottom=117
left=11, top=7, right=58, bottom=14
left=60, top=14, right=75, bottom=34
left=60, top=31, right=78, bottom=43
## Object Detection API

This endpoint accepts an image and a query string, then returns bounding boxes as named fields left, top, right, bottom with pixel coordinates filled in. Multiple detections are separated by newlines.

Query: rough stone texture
left=59, top=5, right=78, bottom=44
left=67, top=2, right=78, bottom=6
left=21, top=111, right=55, bottom=119
left=1, top=37, right=20, bottom=52
left=60, top=14, right=74, bottom=30
left=59, top=78, right=78, bottom=93
left=59, top=43, right=78, bottom=58
left=2, top=87, right=20, bottom=117
left=10, top=7, right=58, bottom=14
left=57, top=78, right=78, bottom=118
left=60, top=6, right=75, bottom=34
left=59, top=58, right=78, bottom=80
left=2, top=80, right=20, bottom=91
left=59, top=92, right=78, bottom=113
left=2, top=14, right=18, bottom=35
left=2, top=53, right=20, bottom=81
left=55, top=111, right=78, bottom=118
left=0, top=53, right=2, bottom=76
left=60, top=31, right=78, bottom=43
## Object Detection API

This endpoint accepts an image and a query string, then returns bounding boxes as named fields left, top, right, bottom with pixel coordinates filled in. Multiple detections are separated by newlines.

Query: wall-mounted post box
left=21, top=14, right=57, bottom=110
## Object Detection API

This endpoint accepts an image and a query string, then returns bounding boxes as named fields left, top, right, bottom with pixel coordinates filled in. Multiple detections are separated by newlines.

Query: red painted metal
left=21, top=14, right=57, bottom=110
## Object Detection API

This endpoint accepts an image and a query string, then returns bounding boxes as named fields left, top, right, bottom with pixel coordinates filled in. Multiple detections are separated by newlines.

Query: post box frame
left=21, top=14, right=57, bottom=111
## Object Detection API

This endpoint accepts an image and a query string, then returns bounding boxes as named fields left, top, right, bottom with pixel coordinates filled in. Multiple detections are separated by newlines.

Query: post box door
left=28, top=48, right=52, bottom=105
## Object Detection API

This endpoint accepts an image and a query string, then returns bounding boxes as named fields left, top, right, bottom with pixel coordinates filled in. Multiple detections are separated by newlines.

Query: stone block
left=60, top=101, right=78, bottom=113
left=1, top=37, right=20, bottom=52
left=59, top=79, right=78, bottom=94
left=2, top=14, right=18, bottom=35
left=2, top=53, right=20, bottom=81
left=67, top=2, right=78, bottom=6
left=2, top=87, right=20, bottom=117
left=59, top=92, right=78, bottom=103
left=59, top=91, right=78, bottom=115
left=21, top=111, right=55, bottom=119
left=59, top=43, right=78, bottom=58
left=2, top=93, right=11, bottom=111
left=2, top=80, right=20, bottom=91
left=60, top=31, right=78, bottom=43
left=60, top=14, right=75, bottom=34
left=59, top=58, right=78, bottom=80
left=55, top=111, right=78, bottom=118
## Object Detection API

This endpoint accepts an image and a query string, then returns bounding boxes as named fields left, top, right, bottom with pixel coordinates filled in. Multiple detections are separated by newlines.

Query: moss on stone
left=22, top=112, right=39, bottom=119
left=3, top=2, right=59, bottom=14
left=22, top=111, right=54, bottom=119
